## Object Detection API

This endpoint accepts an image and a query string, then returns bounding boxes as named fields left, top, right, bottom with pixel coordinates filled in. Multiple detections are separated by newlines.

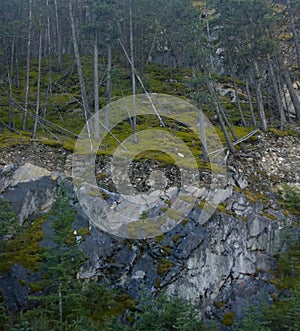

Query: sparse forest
left=0, top=0, right=299, bottom=147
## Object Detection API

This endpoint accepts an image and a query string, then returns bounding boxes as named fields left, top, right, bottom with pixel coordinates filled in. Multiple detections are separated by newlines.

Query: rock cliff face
left=0, top=130, right=299, bottom=323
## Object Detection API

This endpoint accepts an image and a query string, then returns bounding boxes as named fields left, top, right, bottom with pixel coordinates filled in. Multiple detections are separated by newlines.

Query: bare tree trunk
left=207, top=82, right=235, bottom=153
left=146, top=26, right=159, bottom=65
left=219, top=102, right=238, bottom=141
left=267, top=55, right=286, bottom=129
left=191, top=67, right=209, bottom=161
left=58, top=282, right=63, bottom=327
left=15, top=54, right=20, bottom=89
left=69, top=0, right=91, bottom=123
left=23, top=0, right=32, bottom=131
left=221, top=13, right=246, bottom=126
left=130, top=0, right=137, bottom=143
left=246, top=80, right=257, bottom=128
left=199, top=106, right=209, bottom=162
left=252, top=59, right=268, bottom=132
left=205, top=0, right=214, bottom=69
left=8, top=40, right=15, bottom=128
left=32, top=24, right=43, bottom=139
left=93, top=30, right=100, bottom=139
left=43, top=0, right=52, bottom=119
left=233, top=80, right=246, bottom=126
left=54, top=0, right=62, bottom=71
left=105, top=44, right=112, bottom=129
left=46, top=0, right=52, bottom=94
left=287, top=0, right=300, bottom=71
left=282, top=63, right=300, bottom=120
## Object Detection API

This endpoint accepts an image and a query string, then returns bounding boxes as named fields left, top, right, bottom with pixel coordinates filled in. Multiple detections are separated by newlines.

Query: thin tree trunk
left=282, top=63, right=300, bottom=120
left=47, top=0, right=52, bottom=94
left=207, top=82, right=235, bottom=153
left=54, top=0, right=62, bottom=71
left=8, top=40, right=15, bottom=128
left=15, top=54, right=20, bottom=89
left=191, top=67, right=209, bottom=161
left=199, top=107, right=209, bottom=162
left=287, top=0, right=300, bottom=71
left=130, top=0, right=137, bottom=143
left=105, top=44, right=112, bottom=129
left=69, top=0, right=91, bottom=123
left=267, top=54, right=286, bottom=129
left=58, top=282, right=63, bottom=326
left=146, top=25, right=159, bottom=65
left=246, top=80, right=257, bottom=128
left=23, top=0, right=32, bottom=131
left=252, top=59, right=268, bottom=132
left=205, top=0, right=214, bottom=69
left=32, top=24, right=43, bottom=139
left=93, top=30, right=100, bottom=139
left=43, top=0, right=52, bottom=118
left=282, top=82, right=291, bottom=122
left=219, top=101, right=238, bottom=141
left=221, top=13, right=246, bottom=126
left=233, top=80, right=246, bottom=126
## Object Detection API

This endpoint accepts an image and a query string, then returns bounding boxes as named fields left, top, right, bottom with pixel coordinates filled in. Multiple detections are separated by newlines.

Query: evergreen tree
left=30, top=186, right=87, bottom=329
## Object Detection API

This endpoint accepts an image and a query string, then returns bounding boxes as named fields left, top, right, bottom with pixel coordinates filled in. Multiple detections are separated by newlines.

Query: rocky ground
left=0, top=127, right=299, bottom=328
left=0, top=128, right=299, bottom=193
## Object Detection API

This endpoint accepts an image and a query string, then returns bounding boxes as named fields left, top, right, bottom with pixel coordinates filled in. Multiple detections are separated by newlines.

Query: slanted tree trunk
left=287, top=0, right=300, bottom=71
left=267, top=55, right=286, bottom=129
left=281, top=63, right=300, bottom=121
left=207, top=82, right=235, bottom=153
left=199, top=106, right=209, bottom=162
left=23, top=0, right=32, bottom=131
left=252, top=59, right=268, bottom=132
left=245, top=79, right=257, bottom=128
left=69, top=0, right=91, bottom=125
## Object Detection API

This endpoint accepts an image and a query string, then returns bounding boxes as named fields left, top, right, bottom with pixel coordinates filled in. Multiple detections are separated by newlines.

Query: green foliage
left=0, top=216, right=45, bottom=274
left=103, top=293, right=205, bottom=331
left=233, top=304, right=270, bottom=331
left=31, top=186, right=87, bottom=324
left=0, top=198, right=18, bottom=251
left=282, top=184, right=300, bottom=213
left=264, top=286, right=300, bottom=331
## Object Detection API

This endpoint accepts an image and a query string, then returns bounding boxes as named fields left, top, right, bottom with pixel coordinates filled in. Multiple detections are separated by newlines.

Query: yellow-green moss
left=0, top=216, right=46, bottom=274
left=155, top=234, right=165, bottom=243
left=157, top=258, right=174, bottom=276
left=182, top=218, right=189, bottom=225
left=217, top=203, right=227, bottom=213
left=29, top=280, right=47, bottom=293
left=222, top=311, right=235, bottom=326
left=262, top=212, right=277, bottom=220
left=154, top=277, right=161, bottom=289
left=161, top=245, right=172, bottom=256
left=214, top=301, right=226, bottom=309
left=172, top=234, right=181, bottom=245
left=269, top=127, right=297, bottom=137
left=244, top=190, right=268, bottom=204
left=19, top=279, right=27, bottom=286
